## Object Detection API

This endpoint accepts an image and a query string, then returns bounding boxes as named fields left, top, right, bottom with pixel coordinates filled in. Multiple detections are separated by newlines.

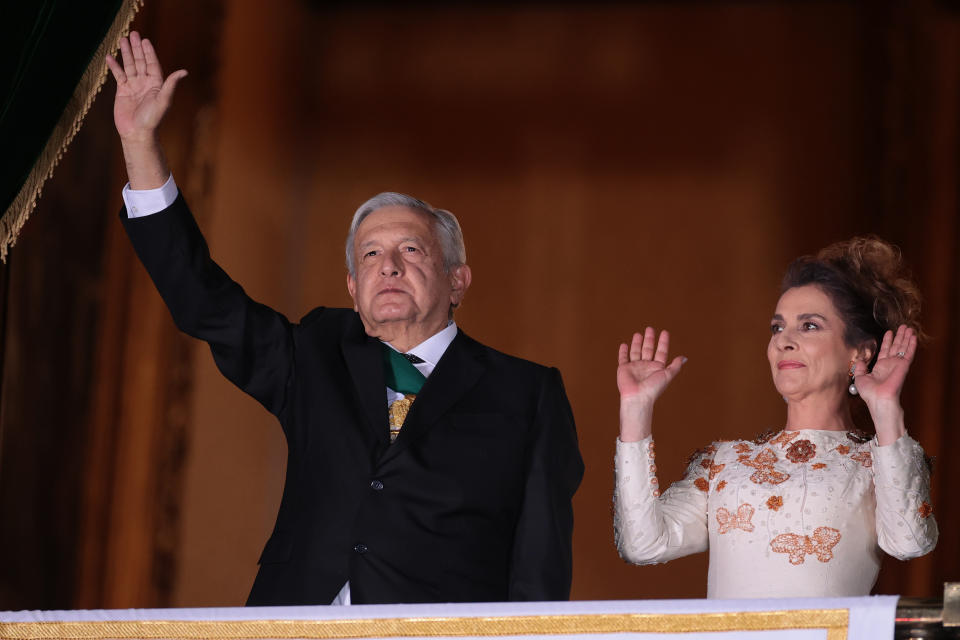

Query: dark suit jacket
left=121, top=194, right=584, bottom=605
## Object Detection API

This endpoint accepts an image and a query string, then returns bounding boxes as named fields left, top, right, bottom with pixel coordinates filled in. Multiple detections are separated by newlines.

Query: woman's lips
left=777, top=360, right=805, bottom=370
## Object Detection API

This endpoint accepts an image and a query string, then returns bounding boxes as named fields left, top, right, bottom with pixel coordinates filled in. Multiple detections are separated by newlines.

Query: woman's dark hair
left=780, top=236, right=924, bottom=370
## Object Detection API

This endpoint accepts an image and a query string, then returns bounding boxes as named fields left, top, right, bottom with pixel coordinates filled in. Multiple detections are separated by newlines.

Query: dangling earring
left=847, top=361, right=858, bottom=396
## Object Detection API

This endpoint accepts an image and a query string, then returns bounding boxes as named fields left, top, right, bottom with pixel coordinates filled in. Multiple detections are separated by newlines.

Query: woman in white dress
left=614, top=237, right=938, bottom=598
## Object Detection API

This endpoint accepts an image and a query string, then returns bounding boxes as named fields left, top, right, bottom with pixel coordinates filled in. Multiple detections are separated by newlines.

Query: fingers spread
left=629, top=332, right=643, bottom=361
left=142, top=38, right=164, bottom=78
left=663, top=355, right=685, bottom=382
left=106, top=54, right=126, bottom=84
left=130, top=31, right=147, bottom=75
left=119, top=37, right=135, bottom=76
left=159, top=69, right=188, bottom=102
left=903, top=331, right=918, bottom=362
left=654, top=330, right=670, bottom=364
left=641, top=327, right=656, bottom=360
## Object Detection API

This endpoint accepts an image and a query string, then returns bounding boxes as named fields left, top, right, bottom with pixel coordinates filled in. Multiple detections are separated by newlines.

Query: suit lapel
left=380, top=330, right=486, bottom=464
left=341, top=322, right=390, bottom=450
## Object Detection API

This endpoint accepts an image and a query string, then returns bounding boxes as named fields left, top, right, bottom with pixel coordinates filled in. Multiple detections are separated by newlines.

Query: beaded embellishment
left=785, top=439, right=816, bottom=463
left=769, top=431, right=800, bottom=448
left=850, top=451, right=872, bottom=468
left=742, top=448, right=789, bottom=485
left=770, top=527, right=841, bottom=565
left=766, top=495, right=783, bottom=511
left=716, top=504, right=755, bottom=534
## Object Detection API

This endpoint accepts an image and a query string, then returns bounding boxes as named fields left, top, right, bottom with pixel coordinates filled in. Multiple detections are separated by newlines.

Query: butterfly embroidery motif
left=770, top=527, right=841, bottom=565
left=716, top=503, right=755, bottom=534
left=741, top=448, right=790, bottom=485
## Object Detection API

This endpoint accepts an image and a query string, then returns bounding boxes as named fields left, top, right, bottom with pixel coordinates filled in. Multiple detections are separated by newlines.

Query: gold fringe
left=0, top=0, right=144, bottom=262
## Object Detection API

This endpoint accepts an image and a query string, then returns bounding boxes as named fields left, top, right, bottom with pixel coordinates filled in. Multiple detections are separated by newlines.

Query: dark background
left=0, top=0, right=957, bottom=608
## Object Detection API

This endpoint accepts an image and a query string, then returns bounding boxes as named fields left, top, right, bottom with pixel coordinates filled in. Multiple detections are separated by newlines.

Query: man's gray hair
left=345, top=192, right=467, bottom=277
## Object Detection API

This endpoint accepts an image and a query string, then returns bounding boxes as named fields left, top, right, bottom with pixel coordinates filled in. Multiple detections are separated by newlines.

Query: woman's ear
left=857, top=339, right=877, bottom=367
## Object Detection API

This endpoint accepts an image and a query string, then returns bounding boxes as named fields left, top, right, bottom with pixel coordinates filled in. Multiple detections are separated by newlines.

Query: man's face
left=347, top=206, right=470, bottom=341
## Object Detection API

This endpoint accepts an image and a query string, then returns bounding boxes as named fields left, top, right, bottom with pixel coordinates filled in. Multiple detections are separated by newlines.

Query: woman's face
left=767, top=285, right=860, bottom=401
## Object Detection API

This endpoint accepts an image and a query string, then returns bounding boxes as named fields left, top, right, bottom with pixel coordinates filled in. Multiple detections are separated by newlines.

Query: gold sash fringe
left=0, top=0, right=144, bottom=262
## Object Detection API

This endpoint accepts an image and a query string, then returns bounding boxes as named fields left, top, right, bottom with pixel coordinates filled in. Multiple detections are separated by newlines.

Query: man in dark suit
left=107, top=32, right=583, bottom=605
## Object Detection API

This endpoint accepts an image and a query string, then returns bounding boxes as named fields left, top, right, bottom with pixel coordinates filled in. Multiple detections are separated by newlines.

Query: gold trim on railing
left=0, top=609, right=849, bottom=640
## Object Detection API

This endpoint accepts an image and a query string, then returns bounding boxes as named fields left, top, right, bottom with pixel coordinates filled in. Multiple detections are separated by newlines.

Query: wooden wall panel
left=0, top=0, right=956, bottom=610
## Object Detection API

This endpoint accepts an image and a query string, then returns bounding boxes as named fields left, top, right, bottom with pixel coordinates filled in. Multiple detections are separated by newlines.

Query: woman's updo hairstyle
left=780, top=236, right=924, bottom=371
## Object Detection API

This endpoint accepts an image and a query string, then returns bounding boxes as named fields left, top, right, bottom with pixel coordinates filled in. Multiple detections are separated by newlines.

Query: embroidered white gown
left=614, top=429, right=938, bottom=598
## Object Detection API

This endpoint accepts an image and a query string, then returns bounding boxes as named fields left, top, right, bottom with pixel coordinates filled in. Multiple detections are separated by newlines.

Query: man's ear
left=346, top=273, right=358, bottom=312
left=449, top=264, right=472, bottom=307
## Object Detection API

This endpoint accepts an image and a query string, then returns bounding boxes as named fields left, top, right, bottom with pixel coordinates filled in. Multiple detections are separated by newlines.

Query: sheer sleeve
left=614, top=436, right=711, bottom=564
left=871, top=433, right=938, bottom=560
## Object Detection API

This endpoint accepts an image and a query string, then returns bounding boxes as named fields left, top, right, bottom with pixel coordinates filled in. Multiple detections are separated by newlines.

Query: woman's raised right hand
left=617, top=327, right=685, bottom=441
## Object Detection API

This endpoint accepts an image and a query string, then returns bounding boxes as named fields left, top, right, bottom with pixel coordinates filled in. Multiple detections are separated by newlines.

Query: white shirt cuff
left=122, top=174, right=179, bottom=218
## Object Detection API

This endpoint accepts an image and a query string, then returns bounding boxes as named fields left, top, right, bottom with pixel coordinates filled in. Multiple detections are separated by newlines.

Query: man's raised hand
left=106, top=32, right=186, bottom=189
left=106, top=31, right=187, bottom=141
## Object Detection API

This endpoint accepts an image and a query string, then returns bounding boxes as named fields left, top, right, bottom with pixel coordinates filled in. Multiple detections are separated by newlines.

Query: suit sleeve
left=508, top=367, right=584, bottom=601
left=120, top=194, right=294, bottom=417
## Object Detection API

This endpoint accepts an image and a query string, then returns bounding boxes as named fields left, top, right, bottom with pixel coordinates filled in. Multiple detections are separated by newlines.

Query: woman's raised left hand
left=853, top=325, right=917, bottom=444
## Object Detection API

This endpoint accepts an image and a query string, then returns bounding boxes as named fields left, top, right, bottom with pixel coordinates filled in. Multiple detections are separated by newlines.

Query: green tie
left=381, top=344, right=426, bottom=441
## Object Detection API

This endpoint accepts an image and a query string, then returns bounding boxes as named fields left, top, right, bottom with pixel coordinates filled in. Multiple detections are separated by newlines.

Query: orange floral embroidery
left=766, top=495, right=783, bottom=511
left=918, top=502, right=933, bottom=518
left=734, top=443, right=752, bottom=453
left=716, top=503, right=755, bottom=534
left=716, top=480, right=727, bottom=491
left=753, top=429, right=777, bottom=445
left=835, top=444, right=850, bottom=455
left=785, top=439, right=816, bottom=463
left=742, top=448, right=790, bottom=485
left=850, top=451, right=872, bottom=468
left=770, top=527, right=841, bottom=565
left=812, top=463, right=827, bottom=470
left=694, top=477, right=709, bottom=492
left=700, top=458, right=713, bottom=470
left=770, top=431, right=800, bottom=448
left=709, top=462, right=725, bottom=479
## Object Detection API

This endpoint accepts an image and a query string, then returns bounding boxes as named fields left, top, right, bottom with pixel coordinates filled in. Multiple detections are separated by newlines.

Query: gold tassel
left=0, top=0, right=145, bottom=262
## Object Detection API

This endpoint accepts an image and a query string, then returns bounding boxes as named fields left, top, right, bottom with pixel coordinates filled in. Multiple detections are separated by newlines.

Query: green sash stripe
left=381, top=344, right=426, bottom=394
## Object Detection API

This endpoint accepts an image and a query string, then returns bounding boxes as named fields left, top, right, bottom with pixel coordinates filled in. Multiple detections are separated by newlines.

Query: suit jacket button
left=370, top=479, right=384, bottom=491
left=354, top=543, right=368, bottom=554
